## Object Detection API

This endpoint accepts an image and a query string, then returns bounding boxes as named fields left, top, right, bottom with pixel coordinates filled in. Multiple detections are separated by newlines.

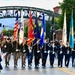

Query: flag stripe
left=14, top=11, right=19, bottom=40
left=14, top=21, right=18, bottom=40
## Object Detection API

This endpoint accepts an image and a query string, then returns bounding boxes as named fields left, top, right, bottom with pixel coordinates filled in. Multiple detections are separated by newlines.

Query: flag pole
left=52, top=13, right=55, bottom=52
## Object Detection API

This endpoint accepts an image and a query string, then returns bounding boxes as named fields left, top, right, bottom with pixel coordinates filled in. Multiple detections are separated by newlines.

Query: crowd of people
left=0, top=37, right=75, bottom=72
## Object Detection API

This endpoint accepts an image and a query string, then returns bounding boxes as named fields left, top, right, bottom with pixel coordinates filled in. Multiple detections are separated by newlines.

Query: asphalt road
left=0, top=55, right=75, bottom=75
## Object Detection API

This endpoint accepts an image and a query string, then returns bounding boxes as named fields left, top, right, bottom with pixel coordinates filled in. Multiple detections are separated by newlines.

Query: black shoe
left=7, top=62, right=9, bottom=65
left=5, top=64, right=8, bottom=67
left=35, top=65, right=38, bottom=69
left=15, top=63, right=17, bottom=66
left=28, top=65, right=32, bottom=69
left=14, top=65, right=17, bottom=68
left=42, top=65, right=46, bottom=68
left=60, top=65, right=62, bottom=67
left=58, top=65, right=60, bottom=68
left=22, top=64, right=25, bottom=67
left=51, top=65, right=53, bottom=68
left=14, top=64, right=17, bottom=68
left=28, top=65, right=31, bottom=68
left=66, top=65, right=68, bottom=68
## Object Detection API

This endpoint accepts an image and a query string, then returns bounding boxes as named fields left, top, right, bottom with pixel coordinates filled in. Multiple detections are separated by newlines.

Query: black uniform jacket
left=3, top=41, right=12, bottom=53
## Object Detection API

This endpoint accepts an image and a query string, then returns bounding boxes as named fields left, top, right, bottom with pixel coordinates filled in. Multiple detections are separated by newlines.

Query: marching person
left=57, top=40, right=65, bottom=67
left=20, top=38, right=28, bottom=67
left=33, top=39, right=41, bottom=68
left=42, top=39, right=48, bottom=68
left=72, top=42, right=75, bottom=67
left=65, top=42, right=71, bottom=67
left=27, top=43, right=33, bottom=68
left=3, top=38, right=12, bottom=67
left=12, top=39, right=19, bottom=68
left=49, top=41, right=56, bottom=67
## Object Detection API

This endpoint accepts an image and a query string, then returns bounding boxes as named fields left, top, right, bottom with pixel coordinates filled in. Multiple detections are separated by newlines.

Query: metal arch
left=0, top=6, right=60, bottom=20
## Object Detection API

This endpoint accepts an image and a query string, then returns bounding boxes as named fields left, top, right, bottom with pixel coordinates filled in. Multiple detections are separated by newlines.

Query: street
left=0, top=55, right=75, bottom=75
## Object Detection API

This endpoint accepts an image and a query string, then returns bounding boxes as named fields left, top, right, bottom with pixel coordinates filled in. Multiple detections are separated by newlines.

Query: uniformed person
left=27, top=43, right=33, bottom=68
left=12, top=39, right=19, bottom=68
left=33, top=39, right=41, bottom=68
left=57, top=40, right=65, bottom=67
left=3, top=38, right=12, bottom=67
left=65, top=42, right=71, bottom=67
left=72, top=42, right=75, bottom=67
left=54, top=40, right=60, bottom=59
left=49, top=41, right=56, bottom=67
left=42, top=39, right=48, bottom=68
left=20, top=38, right=28, bottom=67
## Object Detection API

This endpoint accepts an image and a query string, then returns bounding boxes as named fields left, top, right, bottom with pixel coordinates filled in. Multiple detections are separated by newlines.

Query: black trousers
left=42, top=53, right=48, bottom=66
left=49, top=52, right=55, bottom=66
left=5, top=53, right=11, bottom=66
left=58, top=54, right=63, bottom=67
left=34, top=52, right=41, bottom=66
left=27, top=52, right=33, bottom=65
left=0, top=63, right=2, bottom=70
left=72, top=55, right=75, bottom=67
left=65, top=54, right=70, bottom=67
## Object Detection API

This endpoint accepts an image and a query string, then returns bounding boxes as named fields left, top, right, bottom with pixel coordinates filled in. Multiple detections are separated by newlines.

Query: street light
left=49, top=13, right=55, bottom=42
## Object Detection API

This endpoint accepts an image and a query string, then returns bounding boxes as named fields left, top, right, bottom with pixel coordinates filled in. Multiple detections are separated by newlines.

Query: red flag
left=27, top=11, right=34, bottom=46
left=14, top=21, right=18, bottom=40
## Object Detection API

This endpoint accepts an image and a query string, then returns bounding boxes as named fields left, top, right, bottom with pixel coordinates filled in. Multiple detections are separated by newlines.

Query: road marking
left=58, top=68, right=75, bottom=75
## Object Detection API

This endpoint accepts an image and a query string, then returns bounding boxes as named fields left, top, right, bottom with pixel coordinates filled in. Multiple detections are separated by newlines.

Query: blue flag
left=40, top=13, right=46, bottom=48
left=35, top=13, right=40, bottom=39
left=34, top=12, right=40, bottom=39
left=69, top=10, right=74, bottom=49
left=33, top=12, right=40, bottom=45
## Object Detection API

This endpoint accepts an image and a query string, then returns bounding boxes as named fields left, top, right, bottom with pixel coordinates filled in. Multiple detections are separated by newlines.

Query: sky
left=0, top=0, right=63, bottom=30
left=0, top=0, right=63, bottom=10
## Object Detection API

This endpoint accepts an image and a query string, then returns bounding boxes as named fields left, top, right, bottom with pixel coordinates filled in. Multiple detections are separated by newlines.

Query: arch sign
left=0, top=6, right=60, bottom=21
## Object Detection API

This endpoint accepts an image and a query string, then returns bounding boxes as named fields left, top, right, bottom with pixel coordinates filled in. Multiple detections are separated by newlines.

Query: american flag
left=14, top=21, right=18, bottom=40
left=14, top=11, right=19, bottom=40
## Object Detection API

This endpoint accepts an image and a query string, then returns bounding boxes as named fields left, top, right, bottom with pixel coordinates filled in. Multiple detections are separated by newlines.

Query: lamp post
left=49, top=13, right=55, bottom=42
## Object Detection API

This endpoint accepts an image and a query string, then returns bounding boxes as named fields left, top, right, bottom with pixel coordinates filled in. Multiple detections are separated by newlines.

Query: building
left=53, top=6, right=62, bottom=14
